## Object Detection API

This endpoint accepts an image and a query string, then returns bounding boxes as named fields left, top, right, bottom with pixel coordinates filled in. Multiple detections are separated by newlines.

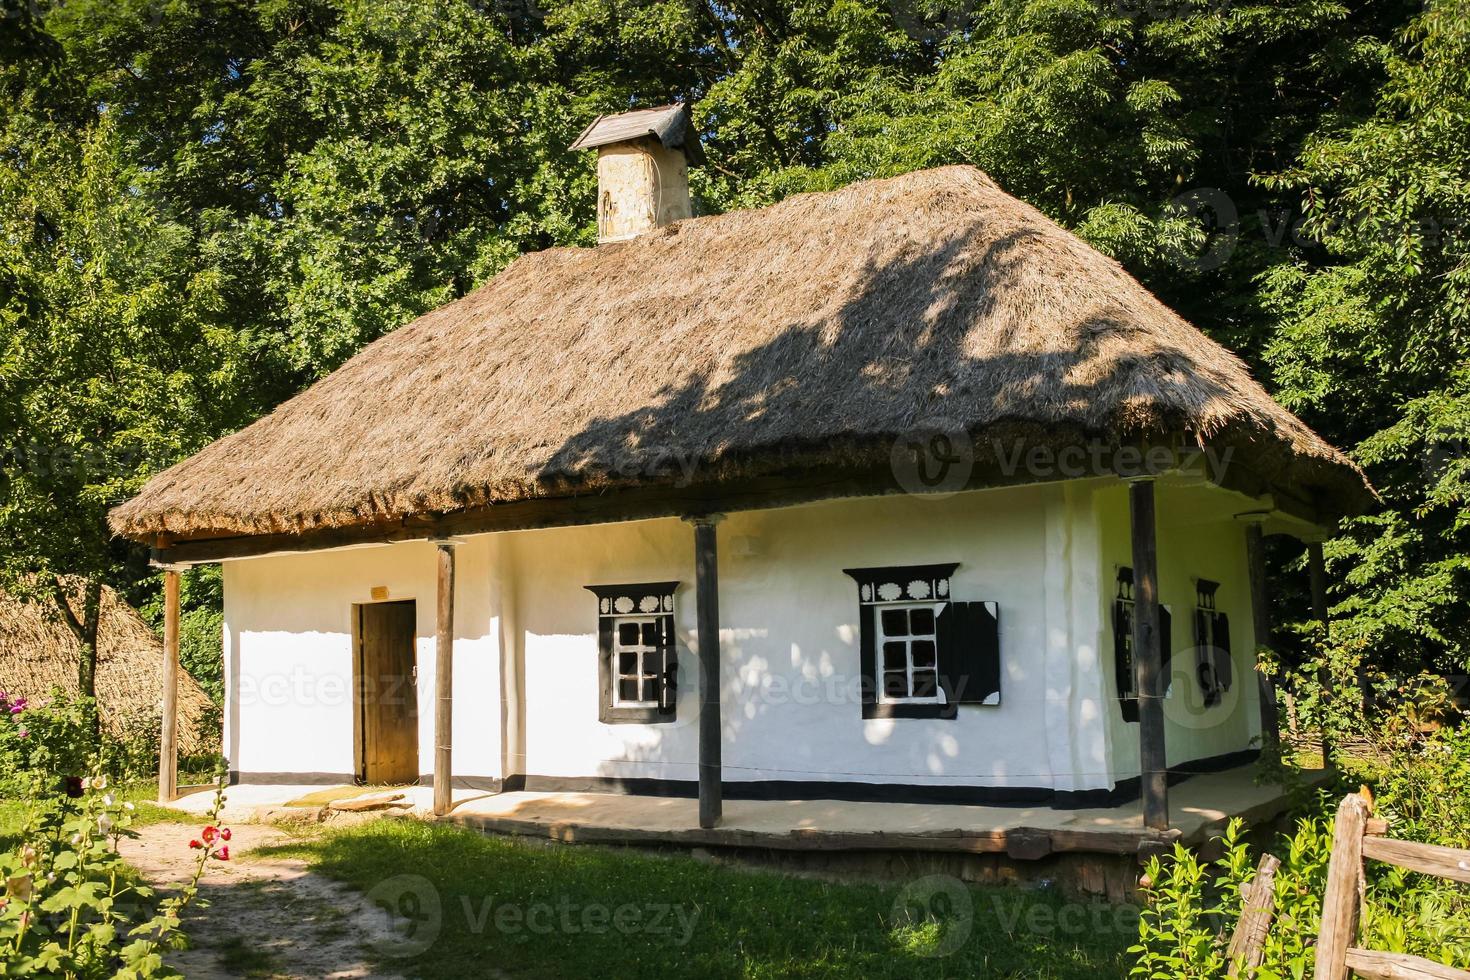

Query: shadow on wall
left=526, top=220, right=1245, bottom=789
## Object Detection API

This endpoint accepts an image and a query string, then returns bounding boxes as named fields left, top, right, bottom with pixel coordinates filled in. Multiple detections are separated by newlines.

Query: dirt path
left=119, top=822, right=408, bottom=980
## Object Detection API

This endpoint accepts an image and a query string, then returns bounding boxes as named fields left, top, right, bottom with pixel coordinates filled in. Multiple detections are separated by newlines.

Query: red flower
left=214, top=846, right=230, bottom=861
left=201, top=826, right=218, bottom=844
left=220, top=828, right=232, bottom=842
left=188, top=839, right=203, bottom=850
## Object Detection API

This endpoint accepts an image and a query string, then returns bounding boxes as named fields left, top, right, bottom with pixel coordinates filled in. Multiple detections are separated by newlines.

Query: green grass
left=213, top=934, right=281, bottom=978
left=0, top=780, right=192, bottom=850
left=261, top=819, right=1135, bottom=979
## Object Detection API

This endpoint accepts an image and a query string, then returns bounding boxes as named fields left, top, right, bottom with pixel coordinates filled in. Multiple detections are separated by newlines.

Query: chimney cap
left=569, top=102, right=703, bottom=163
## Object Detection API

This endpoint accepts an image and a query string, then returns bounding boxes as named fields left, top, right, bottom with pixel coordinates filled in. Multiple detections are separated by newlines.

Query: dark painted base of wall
left=229, top=749, right=1258, bottom=809
left=229, top=771, right=504, bottom=792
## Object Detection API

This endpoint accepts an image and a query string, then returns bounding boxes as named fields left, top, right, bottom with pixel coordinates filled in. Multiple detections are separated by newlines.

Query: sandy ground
left=119, top=822, right=409, bottom=980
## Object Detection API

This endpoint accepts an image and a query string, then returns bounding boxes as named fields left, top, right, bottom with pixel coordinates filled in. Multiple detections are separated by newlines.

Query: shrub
left=0, top=688, right=95, bottom=796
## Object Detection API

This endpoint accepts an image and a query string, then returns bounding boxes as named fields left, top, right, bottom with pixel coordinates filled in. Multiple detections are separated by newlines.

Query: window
left=1192, top=580, right=1233, bottom=707
left=585, top=582, right=679, bottom=724
left=1112, top=567, right=1173, bottom=724
left=878, top=604, right=943, bottom=703
left=844, top=563, right=1000, bottom=720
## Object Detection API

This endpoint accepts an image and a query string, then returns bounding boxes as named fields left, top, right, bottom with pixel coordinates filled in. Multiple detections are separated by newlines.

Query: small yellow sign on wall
left=370, top=586, right=389, bottom=602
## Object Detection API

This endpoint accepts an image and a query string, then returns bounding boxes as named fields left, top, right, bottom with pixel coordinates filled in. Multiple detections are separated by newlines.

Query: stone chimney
left=569, top=103, right=700, bottom=244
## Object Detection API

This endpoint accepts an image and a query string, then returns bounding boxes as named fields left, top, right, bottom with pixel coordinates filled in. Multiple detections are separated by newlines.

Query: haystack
left=0, top=584, right=214, bottom=754
left=110, top=165, right=1374, bottom=541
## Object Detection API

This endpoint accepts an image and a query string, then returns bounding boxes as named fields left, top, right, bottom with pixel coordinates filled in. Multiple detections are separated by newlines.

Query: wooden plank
left=1344, top=948, right=1470, bottom=980
left=434, top=542, right=456, bottom=817
left=1315, top=793, right=1372, bottom=980
left=158, top=569, right=180, bottom=804
left=329, top=792, right=408, bottom=812
left=1245, top=520, right=1281, bottom=746
left=1363, top=836, right=1470, bottom=886
left=1129, top=479, right=1168, bottom=831
left=1227, top=853, right=1281, bottom=977
left=690, top=516, right=723, bottom=830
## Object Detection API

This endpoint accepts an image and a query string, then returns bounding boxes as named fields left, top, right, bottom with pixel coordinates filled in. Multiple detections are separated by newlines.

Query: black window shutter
left=1159, top=605, right=1174, bottom=698
left=657, top=614, right=677, bottom=715
left=596, top=616, right=616, bottom=724
left=1114, top=599, right=1138, bottom=723
left=940, top=601, right=999, bottom=706
left=1213, top=612, right=1233, bottom=693
left=1194, top=608, right=1220, bottom=706
left=858, top=603, right=877, bottom=719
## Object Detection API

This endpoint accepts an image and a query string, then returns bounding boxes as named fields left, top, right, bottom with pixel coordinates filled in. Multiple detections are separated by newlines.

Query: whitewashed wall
left=222, top=537, right=504, bottom=782
left=1095, top=481, right=1261, bottom=785
left=218, top=478, right=1258, bottom=796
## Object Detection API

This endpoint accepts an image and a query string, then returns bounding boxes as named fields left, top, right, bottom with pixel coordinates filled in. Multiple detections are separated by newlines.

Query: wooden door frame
left=352, top=599, right=419, bottom=785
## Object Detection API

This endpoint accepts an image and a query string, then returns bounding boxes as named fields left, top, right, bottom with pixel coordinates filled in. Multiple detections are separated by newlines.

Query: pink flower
left=202, top=826, right=218, bottom=844
left=214, top=846, right=230, bottom=861
left=15, top=729, right=26, bottom=739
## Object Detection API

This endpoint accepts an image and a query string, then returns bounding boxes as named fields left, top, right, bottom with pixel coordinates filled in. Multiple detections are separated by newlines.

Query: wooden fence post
left=1227, top=853, right=1281, bottom=977
left=1315, top=792, right=1371, bottom=980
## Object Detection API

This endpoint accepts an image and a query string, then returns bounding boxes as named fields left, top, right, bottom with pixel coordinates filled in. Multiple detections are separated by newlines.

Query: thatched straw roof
left=111, top=165, right=1370, bottom=541
left=0, top=584, right=215, bottom=754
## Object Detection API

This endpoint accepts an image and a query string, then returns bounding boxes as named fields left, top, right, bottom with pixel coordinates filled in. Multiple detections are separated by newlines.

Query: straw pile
left=0, top=582, right=215, bottom=754
left=110, top=165, right=1371, bottom=540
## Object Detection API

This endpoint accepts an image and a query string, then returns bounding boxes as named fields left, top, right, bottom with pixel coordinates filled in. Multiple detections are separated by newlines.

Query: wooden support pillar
left=1244, top=519, right=1281, bottom=748
left=1307, top=539, right=1333, bottom=767
left=158, top=567, right=181, bottom=804
left=1129, top=479, right=1168, bottom=832
left=687, top=515, right=723, bottom=829
left=433, top=540, right=457, bottom=817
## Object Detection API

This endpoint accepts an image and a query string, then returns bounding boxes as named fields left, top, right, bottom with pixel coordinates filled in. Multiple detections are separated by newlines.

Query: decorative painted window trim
left=843, top=564, right=1001, bottom=720
left=585, top=582, right=679, bottom=724
left=1112, top=567, right=1173, bottom=724
left=1192, top=579, right=1234, bottom=707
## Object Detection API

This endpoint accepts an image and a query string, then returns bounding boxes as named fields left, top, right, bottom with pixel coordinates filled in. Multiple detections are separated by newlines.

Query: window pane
left=641, top=621, right=660, bottom=647
left=881, top=608, right=909, bottom=637
left=618, top=651, right=638, bottom=675
left=912, top=671, right=938, bottom=698
left=618, top=621, right=640, bottom=645
left=882, top=641, right=907, bottom=671
left=618, top=678, right=640, bottom=702
left=911, top=640, right=936, bottom=667
left=910, top=607, right=935, bottom=636
left=884, top=671, right=909, bottom=699
left=641, top=678, right=659, bottom=703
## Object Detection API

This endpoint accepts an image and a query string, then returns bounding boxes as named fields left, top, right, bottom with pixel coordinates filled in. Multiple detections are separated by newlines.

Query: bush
left=0, top=689, right=95, bottom=796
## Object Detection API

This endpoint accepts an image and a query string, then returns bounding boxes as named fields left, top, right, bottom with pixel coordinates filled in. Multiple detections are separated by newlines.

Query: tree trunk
left=51, top=575, right=103, bottom=736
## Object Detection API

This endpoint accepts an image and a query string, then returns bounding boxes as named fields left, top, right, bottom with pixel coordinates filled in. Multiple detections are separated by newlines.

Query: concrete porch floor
left=171, top=764, right=1328, bottom=861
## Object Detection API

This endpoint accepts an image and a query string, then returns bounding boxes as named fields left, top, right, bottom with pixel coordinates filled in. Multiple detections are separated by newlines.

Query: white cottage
left=112, top=104, right=1372, bottom=837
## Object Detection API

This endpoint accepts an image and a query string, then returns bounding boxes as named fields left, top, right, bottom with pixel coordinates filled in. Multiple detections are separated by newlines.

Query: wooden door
left=356, top=601, right=419, bottom=785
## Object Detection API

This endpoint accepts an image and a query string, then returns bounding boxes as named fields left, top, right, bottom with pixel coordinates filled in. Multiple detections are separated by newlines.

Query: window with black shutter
left=585, top=582, right=679, bottom=724
left=843, top=564, right=1000, bottom=720
left=1113, top=567, right=1173, bottom=723
left=1192, top=580, right=1233, bottom=707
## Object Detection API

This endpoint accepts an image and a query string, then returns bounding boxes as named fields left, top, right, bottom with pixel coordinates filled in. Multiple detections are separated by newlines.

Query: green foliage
left=1135, top=726, right=1470, bottom=977
left=0, top=690, right=96, bottom=797
left=0, top=766, right=230, bottom=979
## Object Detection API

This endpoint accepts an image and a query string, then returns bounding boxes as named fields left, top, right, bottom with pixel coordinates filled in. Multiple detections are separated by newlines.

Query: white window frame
left=610, top=614, right=661, bottom=709
left=874, top=601, right=947, bottom=706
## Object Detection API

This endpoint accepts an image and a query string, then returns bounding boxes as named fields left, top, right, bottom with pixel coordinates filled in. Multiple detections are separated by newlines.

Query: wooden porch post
left=687, top=515, right=723, bottom=829
left=1244, top=519, right=1281, bottom=748
left=433, top=540, right=457, bottom=817
left=1307, top=539, right=1333, bottom=767
left=158, top=567, right=181, bottom=804
left=1129, top=478, right=1169, bottom=832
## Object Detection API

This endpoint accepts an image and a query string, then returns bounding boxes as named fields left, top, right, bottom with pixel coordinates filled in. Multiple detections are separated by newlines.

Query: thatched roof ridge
left=0, top=583, right=215, bottom=754
left=110, top=165, right=1369, bottom=540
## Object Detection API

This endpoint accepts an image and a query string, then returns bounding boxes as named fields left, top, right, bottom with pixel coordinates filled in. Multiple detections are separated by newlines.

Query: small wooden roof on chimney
left=569, top=103, right=703, bottom=163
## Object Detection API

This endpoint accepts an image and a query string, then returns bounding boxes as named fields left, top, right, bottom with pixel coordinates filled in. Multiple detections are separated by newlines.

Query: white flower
left=93, top=775, right=108, bottom=791
left=123, top=802, right=135, bottom=811
left=97, top=816, right=113, bottom=834
left=102, top=793, right=116, bottom=807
